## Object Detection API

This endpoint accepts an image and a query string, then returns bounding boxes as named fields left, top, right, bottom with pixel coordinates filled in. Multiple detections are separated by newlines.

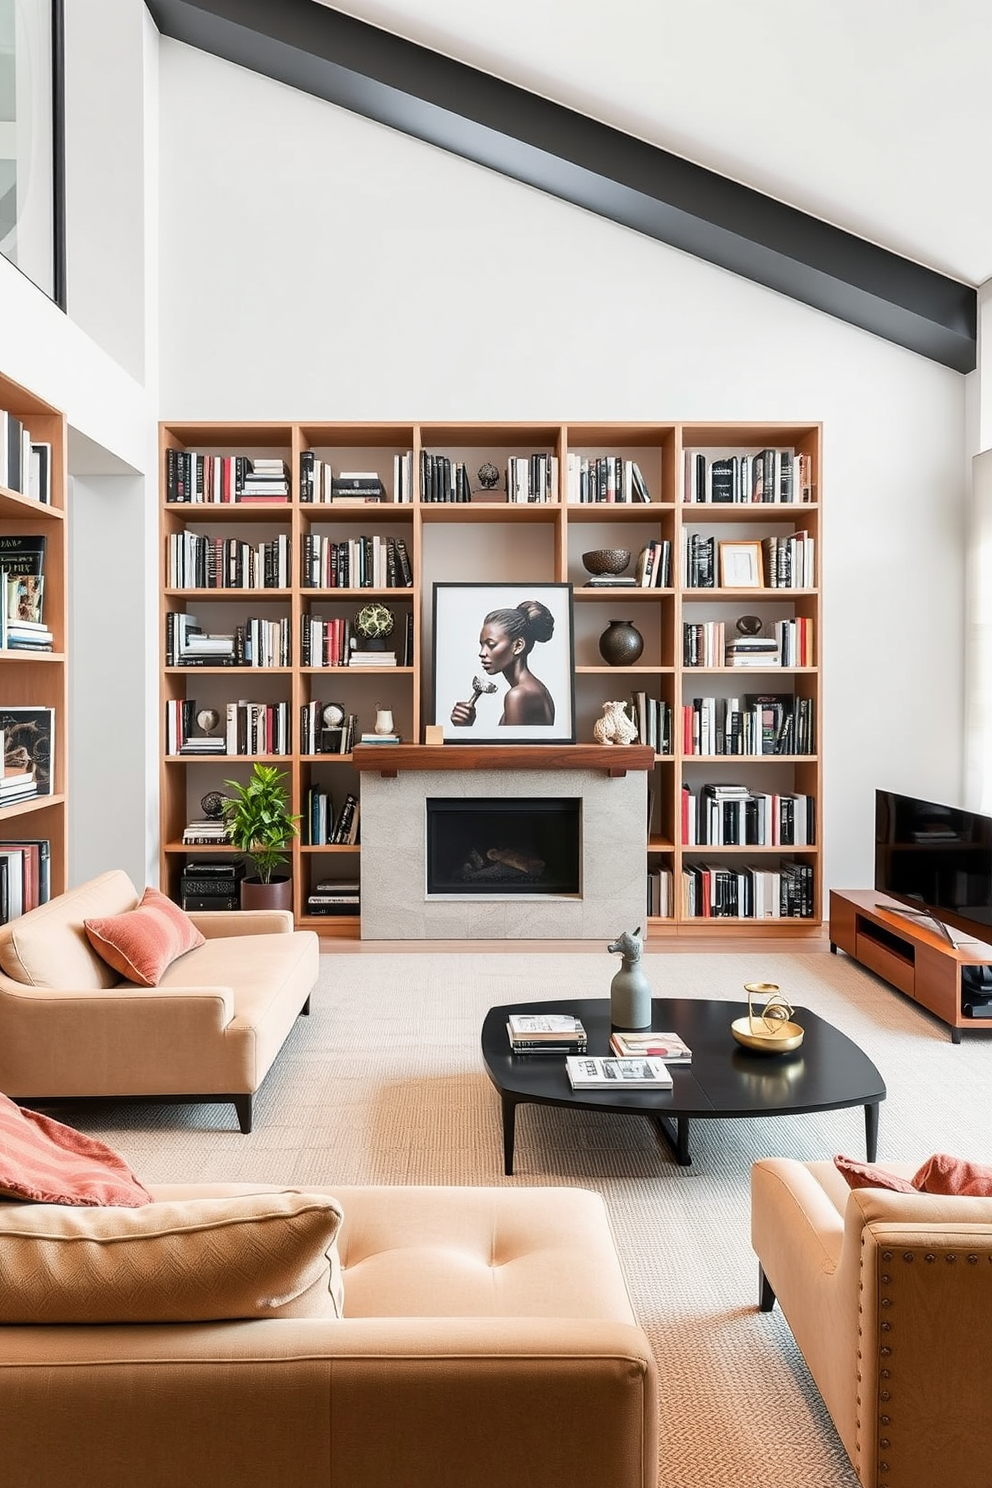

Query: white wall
left=156, top=41, right=967, bottom=900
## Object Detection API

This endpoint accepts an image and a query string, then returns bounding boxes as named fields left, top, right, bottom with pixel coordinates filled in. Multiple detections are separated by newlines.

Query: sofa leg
left=758, top=1265, right=776, bottom=1313
left=233, top=1095, right=253, bottom=1134
left=300, top=995, right=311, bottom=1016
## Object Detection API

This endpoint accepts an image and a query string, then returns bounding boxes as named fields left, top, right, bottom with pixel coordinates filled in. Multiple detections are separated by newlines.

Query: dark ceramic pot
left=599, top=619, right=644, bottom=666
left=241, top=876, right=293, bottom=912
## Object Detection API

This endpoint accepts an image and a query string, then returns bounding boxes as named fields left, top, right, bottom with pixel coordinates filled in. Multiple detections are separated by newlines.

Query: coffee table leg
left=501, top=1094, right=518, bottom=1175
left=864, top=1101, right=879, bottom=1163
left=651, top=1114, right=692, bottom=1167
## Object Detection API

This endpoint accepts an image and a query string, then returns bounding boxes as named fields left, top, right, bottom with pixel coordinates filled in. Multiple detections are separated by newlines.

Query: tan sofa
left=0, top=870, right=318, bottom=1131
left=0, top=1180, right=658, bottom=1488
left=751, top=1157, right=992, bottom=1488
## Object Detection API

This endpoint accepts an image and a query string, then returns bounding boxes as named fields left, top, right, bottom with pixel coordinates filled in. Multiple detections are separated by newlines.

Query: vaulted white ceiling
left=323, top=0, right=992, bottom=287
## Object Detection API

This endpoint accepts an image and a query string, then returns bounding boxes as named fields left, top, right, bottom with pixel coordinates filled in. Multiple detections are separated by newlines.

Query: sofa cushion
left=835, top=1152, right=992, bottom=1197
left=0, top=1091, right=151, bottom=1206
left=83, top=887, right=205, bottom=987
left=0, top=868, right=138, bottom=988
left=0, top=1188, right=345, bottom=1324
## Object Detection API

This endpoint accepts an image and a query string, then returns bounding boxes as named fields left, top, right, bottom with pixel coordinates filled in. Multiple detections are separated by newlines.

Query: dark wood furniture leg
left=501, top=1093, right=518, bottom=1175
left=651, top=1113, right=692, bottom=1166
left=865, top=1100, right=879, bottom=1162
left=758, top=1265, right=776, bottom=1312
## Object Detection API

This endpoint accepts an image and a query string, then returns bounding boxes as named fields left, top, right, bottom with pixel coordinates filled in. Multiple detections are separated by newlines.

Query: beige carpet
left=58, top=949, right=992, bottom=1488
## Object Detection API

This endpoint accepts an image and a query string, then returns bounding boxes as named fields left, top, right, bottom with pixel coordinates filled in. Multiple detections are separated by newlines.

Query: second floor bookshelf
left=159, top=420, right=822, bottom=939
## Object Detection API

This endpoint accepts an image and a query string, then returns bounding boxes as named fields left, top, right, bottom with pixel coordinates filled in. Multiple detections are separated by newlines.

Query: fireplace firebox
left=426, top=797, right=581, bottom=897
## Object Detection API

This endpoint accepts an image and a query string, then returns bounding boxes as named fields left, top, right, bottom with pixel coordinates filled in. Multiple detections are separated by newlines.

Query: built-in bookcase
left=0, top=371, right=68, bottom=911
left=159, top=420, right=821, bottom=939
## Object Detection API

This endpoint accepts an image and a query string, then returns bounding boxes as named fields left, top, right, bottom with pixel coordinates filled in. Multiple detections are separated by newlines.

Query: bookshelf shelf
left=159, top=419, right=821, bottom=938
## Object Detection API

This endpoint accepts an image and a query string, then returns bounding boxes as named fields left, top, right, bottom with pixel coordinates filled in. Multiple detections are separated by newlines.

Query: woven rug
left=59, top=949, right=992, bottom=1488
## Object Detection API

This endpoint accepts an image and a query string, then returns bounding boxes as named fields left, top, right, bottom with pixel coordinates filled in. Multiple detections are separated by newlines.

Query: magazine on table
left=566, top=1056, right=673, bottom=1090
left=608, top=1031, right=692, bottom=1063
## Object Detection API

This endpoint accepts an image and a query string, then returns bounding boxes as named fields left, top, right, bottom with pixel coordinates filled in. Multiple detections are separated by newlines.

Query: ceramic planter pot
left=241, top=876, right=293, bottom=912
left=599, top=619, right=644, bottom=666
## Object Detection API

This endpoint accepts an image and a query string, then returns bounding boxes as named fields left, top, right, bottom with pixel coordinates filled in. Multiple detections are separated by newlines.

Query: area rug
left=57, top=949, right=992, bottom=1488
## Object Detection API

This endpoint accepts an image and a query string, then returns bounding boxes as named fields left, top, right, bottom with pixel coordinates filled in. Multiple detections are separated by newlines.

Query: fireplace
left=426, top=797, right=581, bottom=897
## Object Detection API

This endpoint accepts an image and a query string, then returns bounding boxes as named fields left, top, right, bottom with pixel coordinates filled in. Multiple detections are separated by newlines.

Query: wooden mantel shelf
left=351, top=744, right=656, bottom=778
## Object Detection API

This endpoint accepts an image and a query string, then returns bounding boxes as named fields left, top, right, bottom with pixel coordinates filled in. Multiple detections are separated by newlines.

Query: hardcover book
left=565, top=1056, right=673, bottom=1089
left=0, top=706, right=55, bottom=795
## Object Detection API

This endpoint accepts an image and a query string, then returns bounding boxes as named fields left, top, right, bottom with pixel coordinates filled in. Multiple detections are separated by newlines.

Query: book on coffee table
left=507, top=1013, right=587, bottom=1053
left=566, top=1056, right=673, bottom=1089
left=609, top=1031, right=692, bottom=1063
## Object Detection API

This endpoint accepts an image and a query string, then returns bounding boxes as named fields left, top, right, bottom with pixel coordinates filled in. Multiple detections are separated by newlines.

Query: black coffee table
left=481, top=997, right=886, bottom=1173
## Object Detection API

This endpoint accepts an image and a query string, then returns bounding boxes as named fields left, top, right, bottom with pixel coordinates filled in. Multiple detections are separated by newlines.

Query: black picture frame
left=432, top=582, right=575, bottom=744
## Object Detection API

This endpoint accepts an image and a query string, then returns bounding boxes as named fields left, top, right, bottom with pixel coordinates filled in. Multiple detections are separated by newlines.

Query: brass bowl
left=582, top=548, right=631, bottom=576
left=731, top=1017, right=805, bottom=1054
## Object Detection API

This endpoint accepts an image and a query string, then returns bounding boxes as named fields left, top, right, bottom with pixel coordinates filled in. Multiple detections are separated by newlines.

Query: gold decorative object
left=731, top=982, right=804, bottom=1053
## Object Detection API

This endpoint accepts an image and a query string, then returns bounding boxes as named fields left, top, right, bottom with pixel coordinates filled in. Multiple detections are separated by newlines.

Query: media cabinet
left=829, top=889, right=992, bottom=1042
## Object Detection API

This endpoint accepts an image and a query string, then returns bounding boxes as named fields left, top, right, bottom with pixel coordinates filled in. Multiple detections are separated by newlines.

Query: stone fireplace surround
left=355, top=745, right=653, bottom=940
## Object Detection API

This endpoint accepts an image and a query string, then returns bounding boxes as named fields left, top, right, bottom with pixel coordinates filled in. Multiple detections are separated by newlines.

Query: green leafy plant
left=221, top=763, right=301, bottom=884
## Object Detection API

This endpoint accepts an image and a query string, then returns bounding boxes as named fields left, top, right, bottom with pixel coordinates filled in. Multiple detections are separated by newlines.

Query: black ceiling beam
left=145, top=0, right=976, bottom=373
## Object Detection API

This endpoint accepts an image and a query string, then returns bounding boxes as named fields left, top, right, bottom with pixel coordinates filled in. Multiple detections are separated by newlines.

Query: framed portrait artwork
left=718, top=540, right=765, bottom=589
left=432, top=582, right=576, bottom=744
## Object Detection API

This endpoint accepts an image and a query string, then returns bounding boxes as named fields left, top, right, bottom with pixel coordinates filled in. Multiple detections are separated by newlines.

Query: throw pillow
left=912, top=1153, right=992, bottom=1196
left=0, top=1189, right=345, bottom=1324
left=84, top=886, right=205, bottom=986
left=833, top=1154, right=917, bottom=1193
left=0, top=1091, right=151, bottom=1206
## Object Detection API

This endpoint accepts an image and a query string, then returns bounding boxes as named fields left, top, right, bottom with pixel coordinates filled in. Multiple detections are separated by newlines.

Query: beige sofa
left=0, top=1180, right=658, bottom=1488
left=751, top=1157, right=992, bottom=1488
left=0, top=869, right=318, bottom=1131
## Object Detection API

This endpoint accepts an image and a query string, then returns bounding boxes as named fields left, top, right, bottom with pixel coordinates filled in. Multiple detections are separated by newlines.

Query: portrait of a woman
left=433, top=582, right=575, bottom=744
left=450, top=599, right=556, bottom=727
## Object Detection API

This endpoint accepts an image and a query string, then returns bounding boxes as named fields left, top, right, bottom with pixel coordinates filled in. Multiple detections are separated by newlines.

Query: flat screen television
left=874, top=789, right=992, bottom=946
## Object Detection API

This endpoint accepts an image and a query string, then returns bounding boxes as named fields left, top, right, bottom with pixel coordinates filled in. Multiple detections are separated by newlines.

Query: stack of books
left=306, top=879, right=360, bottom=916
left=239, top=458, right=290, bottom=501
left=358, top=732, right=400, bottom=744
left=506, top=1013, right=588, bottom=1054
left=565, top=1056, right=673, bottom=1089
left=349, top=651, right=397, bottom=667
left=608, top=1030, right=692, bottom=1062
left=725, top=635, right=781, bottom=667
left=181, top=817, right=232, bottom=846
left=330, top=472, right=385, bottom=503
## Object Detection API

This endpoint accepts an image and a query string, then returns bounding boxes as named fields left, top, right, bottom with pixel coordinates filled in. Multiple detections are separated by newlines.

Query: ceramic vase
left=599, top=619, right=643, bottom=666
left=374, top=707, right=395, bottom=735
left=610, top=962, right=652, bottom=1030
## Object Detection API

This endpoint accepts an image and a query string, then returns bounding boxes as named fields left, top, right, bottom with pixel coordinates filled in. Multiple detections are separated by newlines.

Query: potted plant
left=222, top=763, right=301, bottom=910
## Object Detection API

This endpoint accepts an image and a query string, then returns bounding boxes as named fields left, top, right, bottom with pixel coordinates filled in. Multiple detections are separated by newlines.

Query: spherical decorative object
left=322, top=702, right=345, bottom=727
left=355, top=602, right=395, bottom=641
left=582, top=548, right=631, bottom=576
left=736, top=614, right=764, bottom=636
left=599, top=619, right=643, bottom=666
left=201, top=790, right=226, bottom=821
left=477, top=462, right=500, bottom=490
left=196, top=708, right=220, bottom=736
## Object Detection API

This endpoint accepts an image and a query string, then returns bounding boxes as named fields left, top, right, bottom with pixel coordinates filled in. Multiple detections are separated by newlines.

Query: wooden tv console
left=829, top=889, right=992, bottom=1043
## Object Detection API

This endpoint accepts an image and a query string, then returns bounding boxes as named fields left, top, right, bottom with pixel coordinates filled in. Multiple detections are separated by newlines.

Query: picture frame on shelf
left=432, top=582, right=576, bottom=744
left=718, top=540, right=764, bottom=589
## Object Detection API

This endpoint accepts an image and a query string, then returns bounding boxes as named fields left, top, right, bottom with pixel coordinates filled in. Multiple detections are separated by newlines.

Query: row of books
left=299, top=705, right=358, bottom=756
left=681, top=694, right=815, bottom=756
left=683, top=448, right=813, bottom=504
left=165, top=612, right=292, bottom=667
left=305, top=788, right=359, bottom=845
left=683, top=532, right=815, bottom=590
left=167, top=533, right=291, bottom=590
left=165, top=452, right=291, bottom=503
left=630, top=693, right=674, bottom=754
left=566, top=455, right=653, bottom=504
left=300, top=534, right=413, bottom=589
left=306, top=879, right=360, bottom=916
left=165, top=699, right=290, bottom=756
left=683, top=619, right=813, bottom=670
left=0, top=412, right=51, bottom=503
left=0, top=838, right=52, bottom=922
left=647, top=865, right=674, bottom=918
left=299, top=456, right=416, bottom=505
left=0, top=708, right=55, bottom=801
left=681, top=784, right=815, bottom=847
left=680, top=861, right=815, bottom=918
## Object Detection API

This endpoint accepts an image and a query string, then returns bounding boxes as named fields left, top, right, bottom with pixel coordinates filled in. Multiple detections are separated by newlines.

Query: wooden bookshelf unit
left=159, top=420, right=822, bottom=939
left=0, top=371, right=67, bottom=913
left=829, top=889, right=992, bottom=1042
